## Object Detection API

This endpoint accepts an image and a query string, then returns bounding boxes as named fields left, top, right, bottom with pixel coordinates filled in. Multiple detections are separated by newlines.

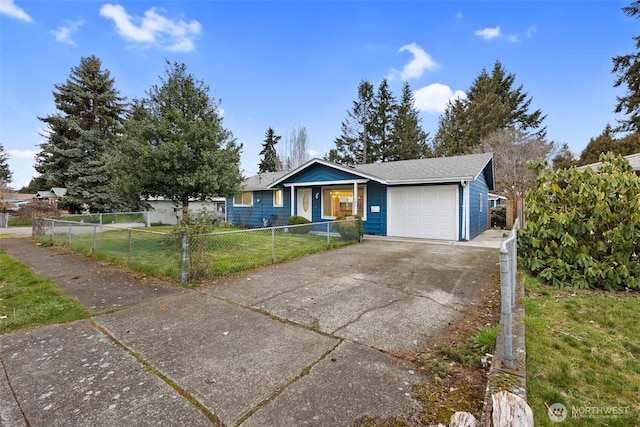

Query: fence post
left=50, top=220, right=54, bottom=241
left=146, top=211, right=151, bottom=227
left=68, top=222, right=72, bottom=245
left=327, top=222, right=330, bottom=246
left=93, top=225, right=97, bottom=252
left=99, top=213, right=103, bottom=225
left=180, top=234, right=188, bottom=283
left=499, top=242, right=514, bottom=369
left=271, top=227, right=276, bottom=263
left=128, top=229, right=132, bottom=264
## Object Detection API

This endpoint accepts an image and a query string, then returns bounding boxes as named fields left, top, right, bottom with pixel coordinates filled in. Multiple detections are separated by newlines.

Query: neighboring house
left=227, top=153, right=495, bottom=241
left=145, top=197, right=226, bottom=225
left=488, top=193, right=507, bottom=209
left=577, top=152, right=640, bottom=174
left=34, top=187, right=67, bottom=205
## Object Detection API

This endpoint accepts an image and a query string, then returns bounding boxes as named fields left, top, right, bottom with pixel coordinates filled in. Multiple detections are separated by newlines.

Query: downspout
left=461, top=180, right=469, bottom=241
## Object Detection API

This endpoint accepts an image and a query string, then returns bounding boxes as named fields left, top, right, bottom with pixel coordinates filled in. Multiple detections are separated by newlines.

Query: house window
left=273, top=189, right=283, bottom=207
left=479, top=193, right=484, bottom=213
left=233, top=191, right=253, bottom=206
left=322, top=186, right=365, bottom=219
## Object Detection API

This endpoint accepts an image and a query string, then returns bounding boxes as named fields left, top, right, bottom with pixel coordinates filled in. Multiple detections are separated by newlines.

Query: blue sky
left=0, top=0, right=636, bottom=190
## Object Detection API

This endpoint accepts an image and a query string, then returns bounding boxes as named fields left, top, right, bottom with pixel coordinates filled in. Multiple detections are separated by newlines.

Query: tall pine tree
left=0, top=143, right=12, bottom=185
left=259, top=127, right=281, bottom=172
left=126, top=61, right=243, bottom=215
left=433, top=61, right=546, bottom=157
left=390, top=82, right=431, bottom=160
left=326, top=80, right=375, bottom=165
left=370, top=78, right=397, bottom=162
left=613, top=1, right=640, bottom=133
left=36, top=55, right=127, bottom=212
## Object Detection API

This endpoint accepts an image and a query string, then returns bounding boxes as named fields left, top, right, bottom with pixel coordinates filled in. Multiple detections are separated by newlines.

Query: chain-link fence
left=61, top=211, right=149, bottom=226
left=35, top=218, right=361, bottom=283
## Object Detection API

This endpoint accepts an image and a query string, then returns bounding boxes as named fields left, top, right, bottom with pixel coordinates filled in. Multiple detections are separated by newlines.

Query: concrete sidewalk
left=0, top=235, right=498, bottom=426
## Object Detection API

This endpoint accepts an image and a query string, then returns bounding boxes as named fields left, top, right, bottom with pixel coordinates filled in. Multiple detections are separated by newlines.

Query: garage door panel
left=387, top=186, right=457, bottom=240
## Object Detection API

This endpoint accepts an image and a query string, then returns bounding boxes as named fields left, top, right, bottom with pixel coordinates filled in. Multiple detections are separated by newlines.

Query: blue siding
left=226, top=190, right=290, bottom=228
left=362, top=181, right=386, bottom=236
left=468, top=173, right=490, bottom=240
left=280, top=163, right=365, bottom=184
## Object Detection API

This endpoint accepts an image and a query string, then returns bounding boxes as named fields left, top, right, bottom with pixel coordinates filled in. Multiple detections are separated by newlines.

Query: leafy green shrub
left=491, top=204, right=507, bottom=228
left=519, top=153, right=640, bottom=291
left=164, top=209, right=220, bottom=281
left=331, top=215, right=363, bottom=241
left=287, top=215, right=312, bottom=234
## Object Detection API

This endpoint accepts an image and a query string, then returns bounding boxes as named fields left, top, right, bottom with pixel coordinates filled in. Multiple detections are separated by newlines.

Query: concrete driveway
left=0, top=235, right=499, bottom=426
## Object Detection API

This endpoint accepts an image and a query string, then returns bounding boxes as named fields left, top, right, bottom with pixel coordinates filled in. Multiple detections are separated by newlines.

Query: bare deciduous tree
left=475, top=127, right=554, bottom=200
left=280, top=123, right=309, bottom=170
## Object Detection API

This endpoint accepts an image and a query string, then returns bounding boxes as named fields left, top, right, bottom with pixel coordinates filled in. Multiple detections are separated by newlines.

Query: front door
left=297, top=188, right=312, bottom=222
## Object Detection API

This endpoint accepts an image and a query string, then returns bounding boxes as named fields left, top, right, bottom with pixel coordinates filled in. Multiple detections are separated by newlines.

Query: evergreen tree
left=36, top=55, right=127, bottom=212
left=551, top=143, right=578, bottom=170
left=578, top=124, right=640, bottom=165
left=578, top=125, right=617, bottom=165
left=613, top=1, right=640, bottom=133
left=370, top=78, right=397, bottom=161
left=0, top=143, right=12, bottom=184
left=126, top=61, right=243, bottom=215
left=259, top=127, right=281, bottom=172
left=326, top=80, right=375, bottom=165
left=390, top=82, right=431, bottom=160
left=433, top=61, right=546, bottom=157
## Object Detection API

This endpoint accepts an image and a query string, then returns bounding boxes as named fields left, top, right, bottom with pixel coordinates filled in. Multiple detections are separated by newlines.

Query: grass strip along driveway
left=0, top=251, right=90, bottom=334
left=49, top=226, right=356, bottom=283
left=525, top=276, right=640, bottom=426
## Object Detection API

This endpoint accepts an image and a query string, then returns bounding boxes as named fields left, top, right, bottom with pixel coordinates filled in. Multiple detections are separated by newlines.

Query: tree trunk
left=182, top=195, right=189, bottom=217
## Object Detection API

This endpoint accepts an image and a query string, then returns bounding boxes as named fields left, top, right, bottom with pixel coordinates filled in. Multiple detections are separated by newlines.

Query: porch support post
left=352, top=181, right=358, bottom=215
left=290, top=185, right=295, bottom=217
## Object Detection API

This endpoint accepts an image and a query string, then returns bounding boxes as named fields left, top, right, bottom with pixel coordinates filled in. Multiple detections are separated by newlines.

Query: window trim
left=273, top=189, right=283, bottom=207
left=321, top=185, right=367, bottom=220
left=233, top=191, right=253, bottom=207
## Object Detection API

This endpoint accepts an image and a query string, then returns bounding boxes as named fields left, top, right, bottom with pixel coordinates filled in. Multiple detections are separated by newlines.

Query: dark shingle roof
left=247, top=153, right=494, bottom=189
left=242, top=171, right=289, bottom=190
left=352, top=152, right=494, bottom=183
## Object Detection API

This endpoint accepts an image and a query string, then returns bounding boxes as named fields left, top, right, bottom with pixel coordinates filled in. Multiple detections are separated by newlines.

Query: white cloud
left=414, top=83, right=466, bottom=114
left=51, top=20, right=84, bottom=45
left=395, top=43, right=438, bottom=80
left=99, top=4, right=202, bottom=52
left=0, top=0, right=32, bottom=22
left=475, top=27, right=501, bottom=40
left=475, top=25, right=536, bottom=43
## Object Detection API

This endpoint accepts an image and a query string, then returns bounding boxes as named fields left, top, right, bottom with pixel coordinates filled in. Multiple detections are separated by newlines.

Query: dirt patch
left=410, top=270, right=501, bottom=425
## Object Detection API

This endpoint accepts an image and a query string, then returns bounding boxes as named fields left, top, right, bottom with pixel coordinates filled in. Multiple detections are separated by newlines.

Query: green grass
left=0, top=251, right=90, bottom=334
left=50, top=226, right=355, bottom=282
left=525, top=275, right=640, bottom=426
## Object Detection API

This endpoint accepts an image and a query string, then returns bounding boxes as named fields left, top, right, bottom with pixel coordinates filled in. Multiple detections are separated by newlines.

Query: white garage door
left=387, top=185, right=458, bottom=240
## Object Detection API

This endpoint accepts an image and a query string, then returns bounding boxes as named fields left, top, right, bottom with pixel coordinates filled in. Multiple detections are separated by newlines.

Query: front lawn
left=47, top=225, right=356, bottom=283
left=525, top=275, right=640, bottom=426
left=0, top=251, right=90, bottom=334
